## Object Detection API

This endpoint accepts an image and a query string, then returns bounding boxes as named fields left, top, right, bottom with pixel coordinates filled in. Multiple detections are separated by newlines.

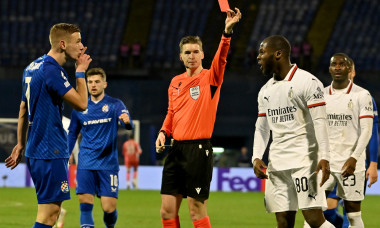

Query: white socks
left=303, top=220, right=335, bottom=228
left=347, top=211, right=364, bottom=228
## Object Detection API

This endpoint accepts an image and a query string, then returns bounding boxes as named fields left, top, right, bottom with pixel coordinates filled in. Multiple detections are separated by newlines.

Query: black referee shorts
left=160, top=139, right=214, bottom=199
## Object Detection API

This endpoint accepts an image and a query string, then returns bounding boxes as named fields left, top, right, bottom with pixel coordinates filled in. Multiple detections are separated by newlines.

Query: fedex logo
left=216, top=168, right=262, bottom=192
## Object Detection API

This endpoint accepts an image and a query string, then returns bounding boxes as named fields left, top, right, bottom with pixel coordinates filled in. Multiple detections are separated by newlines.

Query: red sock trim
left=193, top=216, right=211, bottom=228
left=162, top=216, right=180, bottom=228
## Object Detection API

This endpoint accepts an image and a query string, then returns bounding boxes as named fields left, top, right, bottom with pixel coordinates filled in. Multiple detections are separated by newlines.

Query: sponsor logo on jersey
left=264, top=96, right=270, bottom=102
left=327, top=113, right=352, bottom=127
left=190, top=86, right=200, bottom=100
left=61, top=181, right=69, bottom=193
left=102, top=104, right=109, bottom=113
left=313, top=87, right=324, bottom=99
left=327, top=113, right=353, bottom=120
left=83, top=118, right=112, bottom=125
left=267, top=106, right=297, bottom=123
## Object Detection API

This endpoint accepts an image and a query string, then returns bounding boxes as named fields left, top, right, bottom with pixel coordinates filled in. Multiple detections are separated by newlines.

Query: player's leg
left=126, top=164, right=131, bottom=189
left=27, top=158, right=71, bottom=227
left=336, top=171, right=365, bottom=228
left=132, top=163, right=139, bottom=189
left=343, top=201, right=363, bottom=228
left=101, top=197, right=118, bottom=228
left=98, top=170, right=119, bottom=228
left=76, top=169, right=96, bottom=228
left=275, top=211, right=296, bottom=228
left=293, top=167, right=334, bottom=228
left=323, top=186, right=343, bottom=228
left=54, top=207, right=67, bottom=228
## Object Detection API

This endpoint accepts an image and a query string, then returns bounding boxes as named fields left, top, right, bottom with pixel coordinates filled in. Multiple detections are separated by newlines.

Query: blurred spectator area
left=0, top=0, right=130, bottom=68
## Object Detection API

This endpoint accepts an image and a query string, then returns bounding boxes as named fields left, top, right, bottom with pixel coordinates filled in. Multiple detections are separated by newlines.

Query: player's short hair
left=49, top=23, right=80, bottom=47
left=331, top=53, right=352, bottom=67
left=86, top=67, right=107, bottom=81
left=263, top=35, right=291, bottom=58
left=179, top=36, right=203, bottom=53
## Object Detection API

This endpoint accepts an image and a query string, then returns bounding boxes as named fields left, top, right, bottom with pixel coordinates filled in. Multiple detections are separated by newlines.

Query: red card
left=218, top=0, right=230, bottom=12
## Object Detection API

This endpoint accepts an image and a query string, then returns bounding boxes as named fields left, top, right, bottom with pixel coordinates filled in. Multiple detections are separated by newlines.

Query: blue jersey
left=68, top=94, right=133, bottom=171
left=22, top=55, right=72, bottom=159
left=367, top=96, right=379, bottom=165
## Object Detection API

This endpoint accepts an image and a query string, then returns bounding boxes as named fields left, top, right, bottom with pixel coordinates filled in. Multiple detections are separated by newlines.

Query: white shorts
left=264, top=167, right=327, bottom=213
left=323, top=171, right=365, bottom=201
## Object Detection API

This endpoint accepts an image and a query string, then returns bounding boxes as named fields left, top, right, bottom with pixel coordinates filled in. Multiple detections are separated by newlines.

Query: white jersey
left=256, top=65, right=327, bottom=171
left=324, top=81, right=374, bottom=172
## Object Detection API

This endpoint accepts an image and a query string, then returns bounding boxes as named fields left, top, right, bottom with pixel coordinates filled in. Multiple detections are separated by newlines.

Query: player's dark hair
left=179, top=36, right=203, bottom=53
left=86, top=67, right=107, bottom=81
left=263, top=35, right=291, bottom=58
left=332, top=53, right=352, bottom=67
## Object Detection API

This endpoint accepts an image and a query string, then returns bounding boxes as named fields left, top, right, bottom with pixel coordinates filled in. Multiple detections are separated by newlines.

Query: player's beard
left=262, top=55, right=275, bottom=77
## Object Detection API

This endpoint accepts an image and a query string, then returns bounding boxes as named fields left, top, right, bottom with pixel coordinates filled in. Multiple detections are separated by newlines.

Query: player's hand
left=76, top=47, right=92, bottom=72
left=315, top=159, right=330, bottom=187
left=119, top=113, right=130, bottom=124
left=225, top=8, right=242, bottom=34
left=253, top=158, right=268, bottom=179
left=341, top=157, right=357, bottom=178
left=366, top=161, right=378, bottom=188
left=5, top=144, right=24, bottom=170
left=155, top=132, right=166, bottom=153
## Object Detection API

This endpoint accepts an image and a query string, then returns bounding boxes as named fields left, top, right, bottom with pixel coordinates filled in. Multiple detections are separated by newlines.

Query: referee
left=155, top=8, right=241, bottom=228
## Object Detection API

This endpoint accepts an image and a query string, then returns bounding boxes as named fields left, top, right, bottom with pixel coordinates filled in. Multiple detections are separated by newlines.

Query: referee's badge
left=348, top=99, right=353, bottom=110
left=190, top=86, right=200, bottom=100
left=288, top=87, right=294, bottom=99
left=102, top=104, right=109, bottom=113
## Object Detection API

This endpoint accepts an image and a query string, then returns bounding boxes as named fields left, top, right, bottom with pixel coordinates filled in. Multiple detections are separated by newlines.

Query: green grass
left=0, top=188, right=379, bottom=227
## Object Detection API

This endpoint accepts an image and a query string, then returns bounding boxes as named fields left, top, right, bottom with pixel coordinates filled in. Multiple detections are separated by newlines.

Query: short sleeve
left=304, top=76, right=326, bottom=108
left=359, top=91, right=374, bottom=119
left=44, top=64, right=72, bottom=97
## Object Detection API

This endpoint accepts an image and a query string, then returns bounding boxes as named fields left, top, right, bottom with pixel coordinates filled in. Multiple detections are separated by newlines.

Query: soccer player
left=155, top=8, right=241, bottom=228
left=67, top=67, right=133, bottom=228
left=323, top=55, right=377, bottom=228
left=4, top=23, right=91, bottom=228
left=252, top=35, right=334, bottom=228
left=122, top=134, right=142, bottom=189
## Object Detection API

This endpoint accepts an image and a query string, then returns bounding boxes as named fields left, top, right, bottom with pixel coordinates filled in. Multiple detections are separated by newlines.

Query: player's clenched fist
left=119, top=113, right=130, bottom=124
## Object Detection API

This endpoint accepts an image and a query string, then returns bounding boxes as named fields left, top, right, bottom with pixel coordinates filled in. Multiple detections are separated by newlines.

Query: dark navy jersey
left=22, top=55, right=72, bottom=159
left=68, top=94, right=133, bottom=171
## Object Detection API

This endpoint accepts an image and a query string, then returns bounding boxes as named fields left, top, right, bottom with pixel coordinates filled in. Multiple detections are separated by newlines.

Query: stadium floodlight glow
left=212, top=147, right=225, bottom=154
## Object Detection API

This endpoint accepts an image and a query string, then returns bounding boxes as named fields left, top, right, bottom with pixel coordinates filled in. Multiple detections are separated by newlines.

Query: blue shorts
left=76, top=169, right=119, bottom=198
left=26, top=158, right=71, bottom=204
left=328, top=185, right=339, bottom=199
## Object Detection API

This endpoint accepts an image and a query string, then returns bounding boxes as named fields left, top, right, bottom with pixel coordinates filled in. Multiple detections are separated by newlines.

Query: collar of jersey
left=274, top=64, right=298, bottom=82
left=43, top=54, right=64, bottom=70
left=329, top=80, right=353, bottom=95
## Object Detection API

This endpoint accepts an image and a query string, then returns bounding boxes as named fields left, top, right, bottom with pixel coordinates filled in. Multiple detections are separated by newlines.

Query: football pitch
left=0, top=188, right=379, bottom=227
